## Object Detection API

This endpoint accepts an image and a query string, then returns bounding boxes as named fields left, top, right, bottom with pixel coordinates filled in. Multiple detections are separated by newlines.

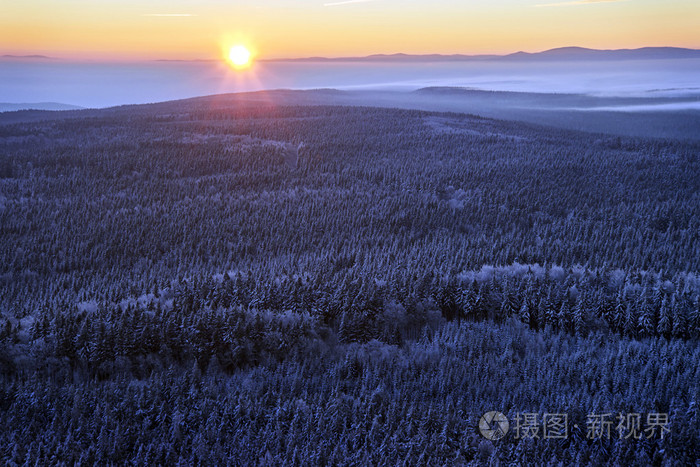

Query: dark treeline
left=0, top=100, right=699, bottom=464
left=9, top=263, right=698, bottom=380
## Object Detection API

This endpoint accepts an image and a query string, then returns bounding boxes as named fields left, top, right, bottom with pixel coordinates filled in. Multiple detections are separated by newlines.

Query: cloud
left=141, top=14, right=196, bottom=17
left=534, top=0, right=628, bottom=7
left=323, top=0, right=375, bottom=6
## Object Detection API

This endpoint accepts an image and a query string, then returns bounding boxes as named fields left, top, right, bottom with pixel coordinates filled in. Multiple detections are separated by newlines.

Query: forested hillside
left=0, top=100, right=698, bottom=464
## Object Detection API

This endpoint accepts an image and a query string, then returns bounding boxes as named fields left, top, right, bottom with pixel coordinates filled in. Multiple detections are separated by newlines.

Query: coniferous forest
left=0, top=96, right=699, bottom=465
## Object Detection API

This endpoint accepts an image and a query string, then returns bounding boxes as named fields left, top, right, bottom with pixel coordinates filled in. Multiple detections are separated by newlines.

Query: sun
left=228, top=45, right=252, bottom=69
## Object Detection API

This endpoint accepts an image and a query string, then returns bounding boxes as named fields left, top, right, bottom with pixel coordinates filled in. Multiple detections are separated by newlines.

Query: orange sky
left=2, top=0, right=699, bottom=60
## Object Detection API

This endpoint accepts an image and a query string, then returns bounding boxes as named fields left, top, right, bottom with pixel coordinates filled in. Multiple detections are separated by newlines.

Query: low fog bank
left=2, top=87, right=698, bottom=141
left=346, top=88, right=700, bottom=141
left=2, top=58, right=699, bottom=108
left=182, top=88, right=700, bottom=141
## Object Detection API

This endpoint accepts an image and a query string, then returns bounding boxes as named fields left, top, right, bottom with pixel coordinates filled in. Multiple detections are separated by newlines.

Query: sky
left=1, top=0, right=699, bottom=60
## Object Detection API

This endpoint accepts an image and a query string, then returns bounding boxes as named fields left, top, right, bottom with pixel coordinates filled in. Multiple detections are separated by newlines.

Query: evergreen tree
left=672, top=296, right=688, bottom=339
left=572, top=297, right=585, bottom=335
left=623, top=302, right=637, bottom=337
left=519, top=301, right=531, bottom=327
left=543, top=293, right=557, bottom=328
left=638, top=297, right=655, bottom=337
left=558, top=300, right=571, bottom=331
left=657, top=297, right=672, bottom=338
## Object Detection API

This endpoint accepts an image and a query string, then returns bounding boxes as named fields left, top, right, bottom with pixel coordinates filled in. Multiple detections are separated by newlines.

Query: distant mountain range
left=3, top=47, right=700, bottom=64
left=1, top=54, right=53, bottom=59
left=0, top=102, right=84, bottom=112
left=268, top=47, right=700, bottom=62
left=504, top=46, right=700, bottom=61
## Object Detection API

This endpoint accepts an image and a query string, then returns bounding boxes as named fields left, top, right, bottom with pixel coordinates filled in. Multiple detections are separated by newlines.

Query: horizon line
left=3, top=45, right=700, bottom=62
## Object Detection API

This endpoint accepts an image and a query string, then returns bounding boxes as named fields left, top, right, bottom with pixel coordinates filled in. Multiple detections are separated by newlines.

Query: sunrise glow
left=228, top=45, right=252, bottom=69
left=1, top=1, right=699, bottom=60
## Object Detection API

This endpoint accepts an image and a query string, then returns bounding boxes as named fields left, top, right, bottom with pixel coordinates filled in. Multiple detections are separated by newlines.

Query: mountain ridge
left=5, top=47, right=699, bottom=63
left=0, top=102, right=84, bottom=112
left=265, top=46, right=700, bottom=62
left=1, top=54, right=53, bottom=59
